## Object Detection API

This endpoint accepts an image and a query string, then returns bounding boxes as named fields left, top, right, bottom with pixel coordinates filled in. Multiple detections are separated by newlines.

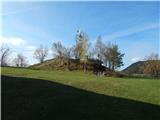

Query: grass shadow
left=2, top=75, right=160, bottom=120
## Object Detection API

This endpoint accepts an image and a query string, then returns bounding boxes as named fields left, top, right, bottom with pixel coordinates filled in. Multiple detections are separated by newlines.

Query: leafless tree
left=0, top=45, right=11, bottom=66
left=52, top=42, right=74, bottom=70
left=52, top=42, right=66, bottom=58
left=95, top=36, right=104, bottom=60
left=142, top=53, right=160, bottom=77
left=13, top=53, right=28, bottom=67
left=34, top=45, right=48, bottom=63
left=64, top=47, right=73, bottom=70
left=144, top=53, right=159, bottom=60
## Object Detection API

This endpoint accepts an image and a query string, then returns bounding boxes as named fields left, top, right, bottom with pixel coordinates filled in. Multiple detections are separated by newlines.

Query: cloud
left=130, top=57, right=140, bottom=62
left=0, top=37, right=26, bottom=46
left=0, top=37, right=37, bottom=50
left=0, top=36, right=53, bottom=65
left=103, top=23, right=159, bottom=41
left=0, top=36, right=37, bottom=61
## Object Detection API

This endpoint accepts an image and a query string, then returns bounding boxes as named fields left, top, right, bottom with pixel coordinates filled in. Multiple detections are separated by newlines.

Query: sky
left=1, top=1, right=159, bottom=69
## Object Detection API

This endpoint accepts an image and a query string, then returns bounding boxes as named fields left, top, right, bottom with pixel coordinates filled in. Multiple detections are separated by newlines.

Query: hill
left=1, top=67, right=160, bottom=120
left=123, top=60, right=160, bottom=78
left=29, top=57, right=122, bottom=77
left=122, top=61, right=145, bottom=74
left=30, top=57, right=107, bottom=72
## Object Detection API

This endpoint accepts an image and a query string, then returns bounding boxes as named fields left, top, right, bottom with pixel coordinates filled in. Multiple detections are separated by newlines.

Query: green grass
left=1, top=67, right=160, bottom=105
left=1, top=67, right=160, bottom=120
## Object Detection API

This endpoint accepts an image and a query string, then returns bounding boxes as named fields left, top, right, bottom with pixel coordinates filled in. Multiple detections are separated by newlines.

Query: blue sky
left=1, top=1, right=159, bottom=69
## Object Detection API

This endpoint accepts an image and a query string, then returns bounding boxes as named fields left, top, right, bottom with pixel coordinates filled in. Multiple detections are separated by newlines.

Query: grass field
left=1, top=67, right=160, bottom=120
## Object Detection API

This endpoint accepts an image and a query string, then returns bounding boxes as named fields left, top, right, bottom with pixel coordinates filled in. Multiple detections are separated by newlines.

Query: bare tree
left=144, top=53, right=159, bottom=60
left=52, top=42, right=66, bottom=58
left=64, top=47, right=73, bottom=70
left=142, top=53, right=160, bottom=77
left=34, top=45, right=48, bottom=63
left=72, top=45, right=79, bottom=59
left=95, top=35, right=104, bottom=61
left=52, top=42, right=74, bottom=70
left=87, top=45, right=95, bottom=59
left=0, top=45, right=11, bottom=66
left=13, top=53, right=28, bottom=67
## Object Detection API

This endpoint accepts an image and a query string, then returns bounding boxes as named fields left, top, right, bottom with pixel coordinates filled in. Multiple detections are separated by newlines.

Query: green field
left=1, top=67, right=160, bottom=120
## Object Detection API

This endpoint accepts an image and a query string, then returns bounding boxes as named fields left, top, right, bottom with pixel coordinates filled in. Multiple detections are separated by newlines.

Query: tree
left=87, top=45, right=95, bottom=59
left=142, top=53, right=160, bottom=77
left=64, top=47, right=73, bottom=70
left=52, top=42, right=73, bottom=70
left=75, top=29, right=89, bottom=72
left=109, top=44, right=124, bottom=70
left=102, top=43, right=124, bottom=70
left=52, top=42, right=66, bottom=58
left=103, top=44, right=112, bottom=68
left=95, top=36, right=104, bottom=61
left=144, top=53, right=159, bottom=60
left=34, top=45, right=48, bottom=63
left=0, top=45, right=11, bottom=66
left=75, top=29, right=89, bottom=60
left=94, top=36, right=124, bottom=71
left=13, top=53, right=28, bottom=67
left=72, top=45, right=79, bottom=59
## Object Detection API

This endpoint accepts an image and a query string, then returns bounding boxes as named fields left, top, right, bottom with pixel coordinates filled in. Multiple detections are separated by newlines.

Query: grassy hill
left=1, top=67, right=160, bottom=120
left=29, top=57, right=107, bottom=73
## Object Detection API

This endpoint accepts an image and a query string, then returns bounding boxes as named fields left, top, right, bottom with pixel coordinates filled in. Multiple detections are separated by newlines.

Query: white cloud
left=0, top=36, right=39, bottom=65
left=0, top=37, right=26, bottom=46
left=131, top=57, right=140, bottom=62
left=0, top=37, right=37, bottom=51
left=103, top=23, right=159, bottom=41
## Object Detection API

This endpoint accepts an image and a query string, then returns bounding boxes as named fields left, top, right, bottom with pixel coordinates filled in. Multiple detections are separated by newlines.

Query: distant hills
left=122, top=61, right=145, bottom=74
left=122, top=60, right=160, bottom=78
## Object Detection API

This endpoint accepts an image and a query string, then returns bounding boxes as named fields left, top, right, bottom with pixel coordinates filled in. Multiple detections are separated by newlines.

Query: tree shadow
left=2, top=75, right=160, bottom=120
